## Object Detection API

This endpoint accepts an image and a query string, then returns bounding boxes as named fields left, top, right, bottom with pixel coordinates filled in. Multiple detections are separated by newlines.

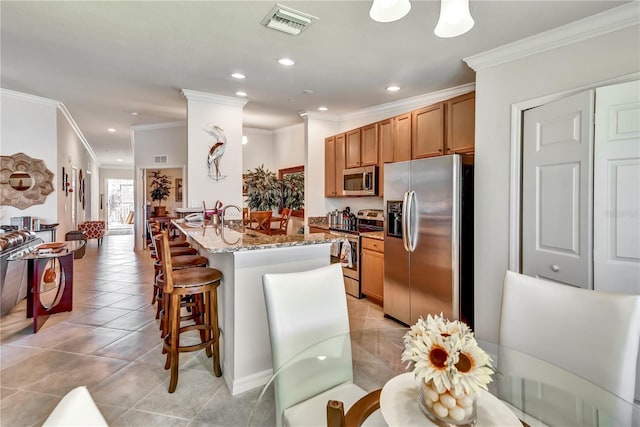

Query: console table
left=10, top=240, right=84, bottom=332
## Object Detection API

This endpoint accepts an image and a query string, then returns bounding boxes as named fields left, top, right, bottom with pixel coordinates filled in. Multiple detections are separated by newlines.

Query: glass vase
left=419, top=380, right=477, bottom=426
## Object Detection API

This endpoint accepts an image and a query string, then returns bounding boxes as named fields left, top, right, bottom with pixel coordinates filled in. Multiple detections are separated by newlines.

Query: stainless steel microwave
left=343, top=166, right=378, bottom=196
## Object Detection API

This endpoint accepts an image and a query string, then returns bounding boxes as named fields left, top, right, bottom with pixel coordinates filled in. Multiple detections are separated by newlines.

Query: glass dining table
left=247, top=328, right=640, bottom=427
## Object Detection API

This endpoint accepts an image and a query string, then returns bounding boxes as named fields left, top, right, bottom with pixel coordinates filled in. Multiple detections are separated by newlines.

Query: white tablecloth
left=380, top=373, right=522, bottom=426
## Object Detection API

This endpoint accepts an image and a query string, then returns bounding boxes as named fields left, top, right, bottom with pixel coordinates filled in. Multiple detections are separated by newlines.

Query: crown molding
left=464, top=3, right=640, bottom=71
left=181, top=89, right=249, bottom=108
left=131, top=121, right=185, bottom=131
left=301, top=111, right=342, bottom=122
left=340, top=83, right=476, bottom=122
left=57, top=103, right=99, bottom=165
left=0, top=88, right=59, bottom=106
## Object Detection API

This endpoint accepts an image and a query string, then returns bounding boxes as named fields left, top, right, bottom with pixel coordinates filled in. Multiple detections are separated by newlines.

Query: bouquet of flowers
left=401, top=314, right=494, bottom=423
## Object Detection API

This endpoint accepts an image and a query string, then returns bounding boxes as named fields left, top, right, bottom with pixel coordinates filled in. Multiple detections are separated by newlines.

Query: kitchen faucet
left=219, top=205, right=241, bottom=244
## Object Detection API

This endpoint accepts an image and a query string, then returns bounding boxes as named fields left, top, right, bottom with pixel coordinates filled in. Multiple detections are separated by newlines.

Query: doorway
left=106, top=179, right=134, bottom=232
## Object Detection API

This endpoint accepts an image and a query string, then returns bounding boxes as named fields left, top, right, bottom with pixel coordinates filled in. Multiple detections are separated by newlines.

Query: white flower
left=402, top=314, right=493, bottom=396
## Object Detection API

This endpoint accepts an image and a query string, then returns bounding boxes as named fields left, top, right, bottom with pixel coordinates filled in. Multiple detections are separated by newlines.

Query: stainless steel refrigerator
left=383, top=154, right=474, bottom=326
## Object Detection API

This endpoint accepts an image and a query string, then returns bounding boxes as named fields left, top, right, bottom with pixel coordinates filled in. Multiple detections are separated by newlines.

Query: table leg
left=27, top=253, right=74, bottom=333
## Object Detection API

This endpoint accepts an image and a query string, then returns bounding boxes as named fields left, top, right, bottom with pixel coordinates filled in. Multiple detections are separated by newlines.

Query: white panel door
left=594, top=80, right=640, bottom=295
left=522, top=90, right=594, bottom=288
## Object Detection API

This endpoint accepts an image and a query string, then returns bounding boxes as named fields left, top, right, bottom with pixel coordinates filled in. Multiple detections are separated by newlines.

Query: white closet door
left=594, top=80, right=640, bottom=295
left=522, top=90, right=594, bottom=289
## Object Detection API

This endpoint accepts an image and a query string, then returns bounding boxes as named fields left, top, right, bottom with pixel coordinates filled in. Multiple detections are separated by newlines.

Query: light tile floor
left=0, top=234, right=403, bottom=426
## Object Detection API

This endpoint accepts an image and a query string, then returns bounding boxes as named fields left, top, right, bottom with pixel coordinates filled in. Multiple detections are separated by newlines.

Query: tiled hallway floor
left=0, top=234, right=402, bottom=426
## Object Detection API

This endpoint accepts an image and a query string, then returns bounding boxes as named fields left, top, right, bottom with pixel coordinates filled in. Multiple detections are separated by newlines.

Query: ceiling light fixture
left=434, top=0, right=474, bottom=38
left=386, top=86, right=400, bottom=92
left=318, top=106, right=328, bottom=111
left=261, top=3, right=318, bottom=36
left=231, top=73, right=246, bottom=79
left=369, top=0, right=411, bottom=23
left=278, top=58, right=295, bottom=66
left=107, top=128, right=116, bottom=133
left=242, top=135, right=248, bottom=145
left=130, top=111, right=139, bottom=116
left=236, top=91, right=248, bottom=97
left=117, top=158, right=123, bottom=162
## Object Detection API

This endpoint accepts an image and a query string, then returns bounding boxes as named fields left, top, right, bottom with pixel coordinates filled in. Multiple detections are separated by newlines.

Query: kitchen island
left=173, top=220, right=339, bottom=395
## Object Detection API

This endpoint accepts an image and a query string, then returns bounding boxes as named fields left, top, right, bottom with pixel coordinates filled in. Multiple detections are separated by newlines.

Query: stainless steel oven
left=329, top=231, right=360, bottom=297
left=329, top=209, right=384, bottom=298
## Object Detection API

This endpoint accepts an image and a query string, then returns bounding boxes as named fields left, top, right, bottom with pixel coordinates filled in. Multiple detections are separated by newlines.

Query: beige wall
left=473, top=24, right=640, bottom=344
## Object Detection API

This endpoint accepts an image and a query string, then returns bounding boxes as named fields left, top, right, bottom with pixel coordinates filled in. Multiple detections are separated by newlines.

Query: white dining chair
left=262, top=263, right=384, bottom=427
left=498, top=271, right=640, bottom=425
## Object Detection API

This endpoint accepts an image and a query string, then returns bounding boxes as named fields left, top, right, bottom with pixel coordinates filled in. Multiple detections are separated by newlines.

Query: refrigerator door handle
left=402, top=191, right=410, bottom=252
left=408, top=190, right=418, bottom=252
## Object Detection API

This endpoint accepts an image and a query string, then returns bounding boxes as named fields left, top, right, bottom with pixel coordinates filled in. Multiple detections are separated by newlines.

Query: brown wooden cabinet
left=324, top=134, right=345, bottom=197
left=345, top=126, right=378, bottom=168
left=361, top=237, right=384, bottom=304
left=412, top=103, right=445, bottom=159
left=445, top=92, right=475, bottom=154
left=395, top=113, right=412, bottom=162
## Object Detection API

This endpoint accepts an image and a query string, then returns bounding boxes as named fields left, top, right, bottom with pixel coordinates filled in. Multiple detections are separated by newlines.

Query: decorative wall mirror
left=0, top=152, right=54, bottom=209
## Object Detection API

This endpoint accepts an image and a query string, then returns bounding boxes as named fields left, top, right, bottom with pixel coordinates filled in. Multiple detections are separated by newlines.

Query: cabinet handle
left=551, top=264, right=560, bottom=272
left=438, top=148, right=443, bottom=152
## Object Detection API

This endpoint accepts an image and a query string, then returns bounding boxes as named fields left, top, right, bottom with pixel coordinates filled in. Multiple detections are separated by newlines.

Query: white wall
left=472, top=25, right=640, bottom=344
left=242, top=127, right=275, bottom=172
left=183, top=91, right=247, bottom=213
left=304, top=114, right=339, bottom=219
left=273, top=123, right=305, bottom=171
left=0, top=90, right=58, bottom=227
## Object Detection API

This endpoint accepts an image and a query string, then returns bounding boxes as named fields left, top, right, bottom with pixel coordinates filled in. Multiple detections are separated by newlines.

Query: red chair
left=78, top=221, right=106, bottom=247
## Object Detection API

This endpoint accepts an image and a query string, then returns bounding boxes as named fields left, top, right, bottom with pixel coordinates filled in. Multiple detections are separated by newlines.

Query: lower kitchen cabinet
left=361, top=237, right=384, bottom=304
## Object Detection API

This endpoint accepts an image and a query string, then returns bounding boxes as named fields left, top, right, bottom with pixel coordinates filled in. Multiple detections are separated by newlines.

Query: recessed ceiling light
left=231, top=73, right=246, bottom=79
left=130, top=111, right=139, bottom=116
left=117, top=158, right=123, bottom=162
left=386, top=86, right=401, bottom=92
left=278, top=58, right=295, bottom=66
left=107, top=128, right=116, bottom=133
left=236, top=91, right=248, bottom=97
left=318, top=106, right=328, bottom=111
left=303, top=89, right=314, bottom=95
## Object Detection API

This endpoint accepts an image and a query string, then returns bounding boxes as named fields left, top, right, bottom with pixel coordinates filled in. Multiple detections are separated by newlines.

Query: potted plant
left=148, top=170, right=172, bottom=217
left=244, top=165, right=281, bottom=211
left=281, top=171, right=304, bottom=211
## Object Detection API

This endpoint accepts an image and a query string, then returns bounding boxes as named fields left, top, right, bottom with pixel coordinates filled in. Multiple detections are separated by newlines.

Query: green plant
left=244, top=165, right=281, bottom=211
left=282, top=172, right=304, bottom=210
left=148, top=170, right=172, bottom=206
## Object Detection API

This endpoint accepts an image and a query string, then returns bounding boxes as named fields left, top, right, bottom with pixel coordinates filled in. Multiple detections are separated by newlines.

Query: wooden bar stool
left=155, top=231, right=222, bottom=393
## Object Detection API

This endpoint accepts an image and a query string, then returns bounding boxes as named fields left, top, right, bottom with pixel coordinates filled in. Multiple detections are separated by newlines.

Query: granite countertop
left=173, top=220, right=339, bottom=253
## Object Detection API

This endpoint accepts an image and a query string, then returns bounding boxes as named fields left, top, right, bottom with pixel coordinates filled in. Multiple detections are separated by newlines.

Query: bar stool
left=154, top=231, right=222, bottom=393
left=154, top=250, right=209, bottom=334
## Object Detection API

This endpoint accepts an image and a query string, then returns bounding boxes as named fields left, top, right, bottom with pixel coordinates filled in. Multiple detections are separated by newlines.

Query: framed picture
left=242, top=174, right=248, bottom=196
left=175, top=178, right=183, bottom=202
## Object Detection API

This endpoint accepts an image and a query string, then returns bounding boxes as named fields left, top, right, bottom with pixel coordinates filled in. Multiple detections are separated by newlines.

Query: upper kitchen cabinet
left=445, top=92, right=475, bottom=154
left=412, top=103, right=445, bottom=159
left=325, top=134, right=345, bottom=197
left=395, top=113, right=412, bottom=162
left=345, top=125, right=378, bottom=168
left=379, top=118, right=394, bottom=164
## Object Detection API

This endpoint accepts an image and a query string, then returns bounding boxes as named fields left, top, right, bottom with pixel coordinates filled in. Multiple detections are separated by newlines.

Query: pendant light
left=434, top=0, right=474, bottom=38
left=369, top=0, right=411, bottom=23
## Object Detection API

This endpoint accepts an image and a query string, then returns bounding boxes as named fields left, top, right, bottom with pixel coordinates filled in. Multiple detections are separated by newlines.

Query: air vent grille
left=154, top=155, right=168, bottom=163
left=261, top=3, right=318, bottom=35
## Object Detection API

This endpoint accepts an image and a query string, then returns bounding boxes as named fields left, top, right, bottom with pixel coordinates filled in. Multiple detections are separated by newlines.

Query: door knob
left=551, top=264, right=560, bottom=272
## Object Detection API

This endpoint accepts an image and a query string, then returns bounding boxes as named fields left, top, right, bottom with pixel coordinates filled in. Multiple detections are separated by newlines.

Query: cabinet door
left=335, top=133, right=346, bottom=196
left=361, top=248, right=384, bottom=303
left=360, top=124, right=378, bottom=166
left=446, top=92, right=475, bottom=154
left=324, top=136, right=336, bottom=197
left=395, top=113, right=412, bottom=162
left=345, top=129, right=361, bottom=168
left=412, top=103, right=445, bottom=159
left=379, top=118, right=394, bottom=164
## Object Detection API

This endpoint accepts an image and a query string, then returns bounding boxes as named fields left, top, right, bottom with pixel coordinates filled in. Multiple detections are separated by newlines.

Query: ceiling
left=1, top=1, right=627, bottom=168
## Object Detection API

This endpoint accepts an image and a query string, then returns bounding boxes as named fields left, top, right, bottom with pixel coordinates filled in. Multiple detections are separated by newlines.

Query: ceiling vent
left=261, top=3, right=318, bottom=35
left=154, top=155, right=168, bottom=164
